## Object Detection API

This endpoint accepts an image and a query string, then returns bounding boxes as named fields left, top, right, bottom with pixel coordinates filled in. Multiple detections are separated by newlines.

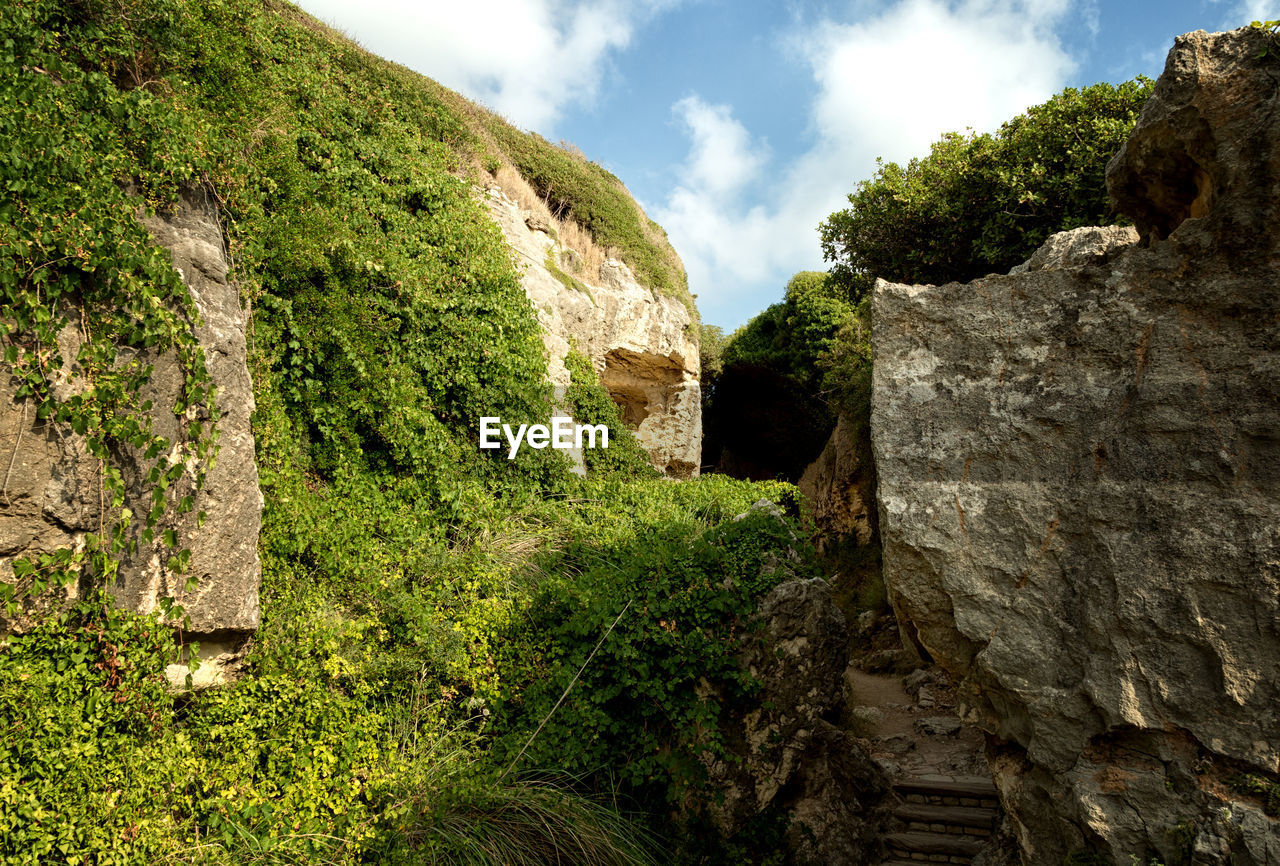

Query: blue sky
left=295, top=0, right=1280, bottom=328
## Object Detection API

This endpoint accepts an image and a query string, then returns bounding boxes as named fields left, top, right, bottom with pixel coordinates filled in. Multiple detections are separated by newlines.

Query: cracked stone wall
left=1, top=187, right=261, bottom=670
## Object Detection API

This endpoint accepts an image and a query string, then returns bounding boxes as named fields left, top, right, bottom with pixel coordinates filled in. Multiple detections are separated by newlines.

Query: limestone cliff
left=484, top=186, right=702, bottom=477
left=1, top=188, right=261, bottom=669
left=871, top=28, right=1280, bottom=863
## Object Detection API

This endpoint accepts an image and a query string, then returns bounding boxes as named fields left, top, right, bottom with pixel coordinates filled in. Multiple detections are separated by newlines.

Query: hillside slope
left=0, top=2, right=861, bottom=864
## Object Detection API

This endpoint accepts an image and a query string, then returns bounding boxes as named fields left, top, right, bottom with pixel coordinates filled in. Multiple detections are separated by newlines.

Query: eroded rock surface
left=798, top=413, right=877, bottom=549
left=704, top=502, right=892, bottom=864
left=485, top=187, right=701, bottom=476
left=2, top=187, right=261, bottom=664
left=871, top=28, right=1280, bottom=864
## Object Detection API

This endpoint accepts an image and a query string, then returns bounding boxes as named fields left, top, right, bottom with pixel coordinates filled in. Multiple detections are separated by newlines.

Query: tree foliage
left=720, top=272, right=853, bottom=395
left=819, top=78, right=1153, bottom=295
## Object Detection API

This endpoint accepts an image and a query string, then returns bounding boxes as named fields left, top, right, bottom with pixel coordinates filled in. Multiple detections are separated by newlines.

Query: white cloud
left=1229, top=0, right=1280, bottom=24
left=671, top=96, right=769, bottom=197
left=1210, top=0, right=1280, bottom=27
left=294, top=0, right=670, bottom=131
left=654, top=0, right=1077, bottom=327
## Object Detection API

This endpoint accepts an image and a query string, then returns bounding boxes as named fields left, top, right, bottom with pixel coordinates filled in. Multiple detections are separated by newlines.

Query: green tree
left=819, top=77, right=1153, bottom=296
left=720, top=271, right=854, bottom=393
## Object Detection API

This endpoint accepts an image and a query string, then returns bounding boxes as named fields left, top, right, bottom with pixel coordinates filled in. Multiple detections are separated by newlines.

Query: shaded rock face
left=871, top=29, right=1280, bottom=864
left=702, top=502, right=892, bottom=865
left=798, top=414, right=877, bottom=549
left=2, top=188, right=261, bottom=660
left=484, top=188, right=701, bottom=477
left=705, top=362, right=832, bottom=481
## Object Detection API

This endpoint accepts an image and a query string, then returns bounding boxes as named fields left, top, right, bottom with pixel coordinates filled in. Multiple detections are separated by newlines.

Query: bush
left=489, top=479, right=806, bottom=806
left=720, top=272, right=854, bottom=395
left=819, top=78, right=1153, bottom=296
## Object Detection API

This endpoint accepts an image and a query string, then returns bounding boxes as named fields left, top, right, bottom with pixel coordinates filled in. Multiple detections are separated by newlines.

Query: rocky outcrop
left=702, top=501, right=892, bottom=864
left=798, top=414, right=877, bottom=549
left=871, top=28, right=1280, bottom=863
left=484, top=187, right=701, bottom=477
left=1, top=187, right=261, bottom=681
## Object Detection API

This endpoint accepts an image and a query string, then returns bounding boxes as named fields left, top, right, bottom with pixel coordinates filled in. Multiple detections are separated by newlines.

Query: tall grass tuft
left=401, top=777, right=660, bottom=866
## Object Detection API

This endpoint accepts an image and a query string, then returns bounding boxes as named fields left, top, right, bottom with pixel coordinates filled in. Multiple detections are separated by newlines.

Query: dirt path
left=845, top=666, right=989, bottom=779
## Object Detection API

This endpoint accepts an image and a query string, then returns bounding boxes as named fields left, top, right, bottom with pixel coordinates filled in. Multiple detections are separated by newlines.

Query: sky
left=294, top=0, right=1280, bottom=329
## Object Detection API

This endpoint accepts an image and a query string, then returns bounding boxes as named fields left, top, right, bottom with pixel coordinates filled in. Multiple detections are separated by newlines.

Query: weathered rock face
left=701, top=501, right=892, bottom=865
left=1, top=188, right=261, bottom=665
left=798, top=414, right=877, bottom=549
left=484, top=187, right=701, bottom=477
left=871, top=28, right=1280, bottom=864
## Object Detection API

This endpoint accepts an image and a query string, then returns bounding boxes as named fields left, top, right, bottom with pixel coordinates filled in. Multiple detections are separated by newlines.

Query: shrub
left=489, top=480, right=807, bottom=810
left=819, top=78, right=1153, bottom=297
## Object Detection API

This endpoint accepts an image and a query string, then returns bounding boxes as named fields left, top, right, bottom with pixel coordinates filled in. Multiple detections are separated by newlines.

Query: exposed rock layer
left=798, top=413, right=877, bottom=549
left=871, top=28, right=1280, bottom=863
left=484, top=187, right=701, bottom=477
left=1, top=187, right=261, bottom=646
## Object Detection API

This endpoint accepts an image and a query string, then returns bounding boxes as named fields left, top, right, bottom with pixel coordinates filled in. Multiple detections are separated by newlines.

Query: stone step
left=885, top=831, right=986, bottom=857
left=892, top=775, right=998, bottom=799
left=893, top=802, right=998, bottom=829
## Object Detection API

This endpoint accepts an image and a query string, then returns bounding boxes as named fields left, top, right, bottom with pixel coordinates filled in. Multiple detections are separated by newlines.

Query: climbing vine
left=1, top=0, right=219, bottom=617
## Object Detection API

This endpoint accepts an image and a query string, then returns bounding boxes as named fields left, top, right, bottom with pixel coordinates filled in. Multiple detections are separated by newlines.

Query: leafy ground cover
left=0, top=1, right=802, bottom=862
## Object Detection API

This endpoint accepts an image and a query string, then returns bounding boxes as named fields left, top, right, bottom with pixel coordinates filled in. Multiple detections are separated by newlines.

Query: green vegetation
left=721, top=271, right=860, bottom=398
left=1230, top=773, right=1280, bottom=816
left=0, top=0, right=801, bottom=862
left=703, top=272, right=871, bottom=481
left=820, top=78, right=1153, bottom=298
left=0, top=0, right=219, bottom=614
left=546, top=250, right=590, bottom=295
left=485, top=124, right=692, bottom=315
left=699, top=323, right=729, bottom=381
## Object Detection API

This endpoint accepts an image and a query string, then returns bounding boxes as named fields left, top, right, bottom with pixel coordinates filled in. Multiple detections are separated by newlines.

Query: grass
left=299, top=11, right=689, bottom=311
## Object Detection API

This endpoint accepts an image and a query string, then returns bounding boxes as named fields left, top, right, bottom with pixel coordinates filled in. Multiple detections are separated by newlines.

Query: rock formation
left=1, top=187, right=261, bottom=683
left=871, top=28, right=1280, bottom=863
left=798, top=413, right=877, bottom=549
left=703, top=501, right=892, bottom=864
left=484, top=187, right=701, bottom=477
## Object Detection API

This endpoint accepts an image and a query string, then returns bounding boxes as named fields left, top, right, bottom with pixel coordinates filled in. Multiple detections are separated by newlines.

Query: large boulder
left=871, top=28, right=1280, bottom=863
left=1, top=187, right=261, bottom=681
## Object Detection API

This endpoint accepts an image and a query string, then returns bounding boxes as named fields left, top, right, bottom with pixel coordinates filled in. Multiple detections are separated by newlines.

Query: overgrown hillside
left=0, top=1, right=789, bottom=863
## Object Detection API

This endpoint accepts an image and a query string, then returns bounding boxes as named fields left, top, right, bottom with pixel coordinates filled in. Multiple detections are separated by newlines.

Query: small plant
left=1250, top=19, right=1280, bottom=57
left=1229, top=772, right=1280, bottom=816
